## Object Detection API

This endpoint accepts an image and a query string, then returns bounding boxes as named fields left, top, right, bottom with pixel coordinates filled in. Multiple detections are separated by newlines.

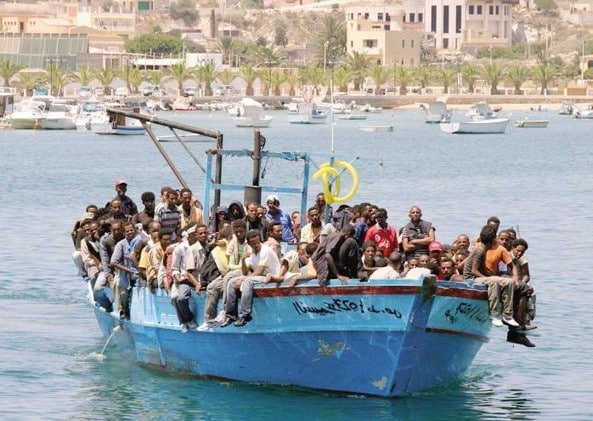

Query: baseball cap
left=115, top=179, right=127, bottom=187
left=266, top=194, right=279, bottom=204
left=428, top=241, right=443, bottom=252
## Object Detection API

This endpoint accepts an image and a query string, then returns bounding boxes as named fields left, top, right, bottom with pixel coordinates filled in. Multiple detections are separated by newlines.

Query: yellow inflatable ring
left=312, top=160, right=359, bottom=204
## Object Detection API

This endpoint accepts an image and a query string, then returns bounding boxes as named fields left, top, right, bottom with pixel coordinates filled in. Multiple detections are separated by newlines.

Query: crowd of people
left=71, top=180, right=536, bottom=346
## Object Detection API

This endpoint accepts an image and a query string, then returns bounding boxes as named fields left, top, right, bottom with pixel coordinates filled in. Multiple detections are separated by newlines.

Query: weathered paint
left=91, top=278, right=491, bottom=397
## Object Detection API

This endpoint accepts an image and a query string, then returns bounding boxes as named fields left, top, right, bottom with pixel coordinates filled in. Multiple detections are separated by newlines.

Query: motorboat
left=337, top=110, right=368, bottom=121
left=514, top=118, right=549, bottom=128
left=234, top=98, right=273, bottom=128
left=76, top=101, right=111, bottom=131
left=358, top=125, right=394, bottom=132
left=440, top=118, right=510, bottom=134
left=39, top=101, right=78, bottom=130
left=466, top=101, right=498, bottom=120
left=421, top=101, right=451, bottom=123
left=8, top=100, right=46, bottom=129
left=558, top=102, right=574, bottom=115
left=574, top=106, right=593, bottom=119
left=289, top=103, right=327, bottom=124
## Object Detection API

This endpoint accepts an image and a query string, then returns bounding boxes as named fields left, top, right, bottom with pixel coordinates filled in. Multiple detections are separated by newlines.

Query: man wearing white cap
left=113, top=179, right=138, bottom=216
left=264, top=194, right=295, bottom=244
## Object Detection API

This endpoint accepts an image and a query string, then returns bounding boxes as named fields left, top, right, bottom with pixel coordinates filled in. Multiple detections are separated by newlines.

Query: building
left=345, top=4, right=424, bottom=68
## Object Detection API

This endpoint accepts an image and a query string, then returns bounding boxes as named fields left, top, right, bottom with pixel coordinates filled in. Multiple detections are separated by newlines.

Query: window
left=443, top=38, right=449, bottom=49
left=418, top=13, right=423, bottom=22
left=477, top=5, right=482, bottom=15
left=378, top=13, right=383, bottom=20
left=469, top=5, right=474, bottom=14
left=443, top=5, right=449, bottom=34
left=402, top=39, right=406, bottom=48
left=411, top=39, right=415, bottom=48
left=456, top=5, right=462, bottom=33
left=496, top=6, right=500, bottom=15
left=489, top=5, right=494, bottom=15
left=410, top=13, right=415, bottom=23
left=431, top=6, right=437, bottom=32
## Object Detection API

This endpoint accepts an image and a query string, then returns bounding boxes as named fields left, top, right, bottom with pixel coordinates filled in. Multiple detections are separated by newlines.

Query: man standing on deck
left=113, top=179, right=138, bottom=217
left=110, top=221, right=141, bottom=319
left=264, top=194, right=295, bottom=244
left=401, top=206, right=435, bottom=259
left=364, top=208, right=398, bottom=257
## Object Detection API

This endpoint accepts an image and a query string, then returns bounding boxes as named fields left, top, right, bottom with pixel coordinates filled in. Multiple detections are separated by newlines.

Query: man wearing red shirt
left=364, top=208, right=398, bottom=257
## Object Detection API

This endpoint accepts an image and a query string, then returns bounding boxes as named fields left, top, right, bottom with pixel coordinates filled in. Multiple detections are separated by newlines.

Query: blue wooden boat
left=89, top=278, right=490, bottom=397
left=86, top=109, right=492, bottom=397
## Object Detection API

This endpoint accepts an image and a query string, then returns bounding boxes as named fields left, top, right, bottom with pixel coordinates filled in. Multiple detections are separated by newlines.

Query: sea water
left=0, top=107, right=592, bottom=420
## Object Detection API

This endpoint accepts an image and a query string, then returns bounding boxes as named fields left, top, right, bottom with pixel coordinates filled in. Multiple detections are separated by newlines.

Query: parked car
left=94, top=86, right=105, bottom=96
left=78, top=86, right=93, bottom=99
left=213, top=85, right=234, bottom=96
left=142, top=85, right=163, bottom=96
left=114, top=87, right=129, bottom=97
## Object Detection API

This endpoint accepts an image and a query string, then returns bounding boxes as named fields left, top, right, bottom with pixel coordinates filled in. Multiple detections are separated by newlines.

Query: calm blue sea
left=1, top=106, right=592, bottom=420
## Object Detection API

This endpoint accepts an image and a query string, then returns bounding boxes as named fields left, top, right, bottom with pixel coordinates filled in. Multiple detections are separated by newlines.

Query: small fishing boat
left=358, top=125, right=393, bottom=132
left=514, top=118, right=549, bottom=128
left=466, top=101, right=498, bottom=120
left=574, top=106, right=593, bottom=119
left=289, top=103, right=328, bottom=124
left=337, top=111, right=368, bottom=121
left=421, top=101, right=451, bottom=123
left=234, top=98, right=273, bottom=128
left=440, top=118, right=510, bottom=134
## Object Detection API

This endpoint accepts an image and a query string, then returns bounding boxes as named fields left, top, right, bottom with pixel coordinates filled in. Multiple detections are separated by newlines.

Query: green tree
left=44, top=63, right=73, bottom=96
left=14, top=71, right=43, bottom=97
left=506, top=65, right=531, bottom=95
left=92, top=68, right=116, bottom=95
left=0, top=59, right=24, bottom=87
left=533, top=63, right=556, bottom=95
left=368, top=64, right=390, bottom=95
left=436, top=68, right=456, bottom=94
left=345, top=51, right=370, bottom=91
left=217, top=69, right=236, bottom=86
left=333, top=66, right=352, bottom=93
left=239, top=64, right=257, bottom=96
left=461, top=64, right=479, bottom=94
left=170, top=0, right=199, bottom=27
left=145, top=70, right=166, bottom=86
left=285, top=70, right=300, bottom=96
left=166, top=62, right=193, bottom=94
left=394, top=67, right=413, bottom=95
left=126, top=68, right=143, bottom=94
left=75, top=67, right=94, bottom=86
left=194, top=63, right=218, bottom=96
left=217, top=37, right=235, bottom=66
left=480, top=62, right=506, bottom=95
left=125, top=33, right=184, bottom=55
left=316, top=12, right=347, bottom=67
left=414, top=64, right=433, bottom=91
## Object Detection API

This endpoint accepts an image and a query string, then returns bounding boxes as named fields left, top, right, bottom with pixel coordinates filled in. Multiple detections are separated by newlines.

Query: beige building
left=345, top=5, right=424, bottom=68
left=425, top=0, right=518, bottom=52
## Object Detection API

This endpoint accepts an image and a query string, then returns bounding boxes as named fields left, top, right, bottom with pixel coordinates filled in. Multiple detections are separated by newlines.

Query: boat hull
left=39, top=117, right=77, bottom=130
left=91, top=278, right=491, bottom=397
left=514, top=119, right=549, bottom=128
left=9, top=117, right=39, bottom=129
left=440, top=118, right=509, bottom=134
left=235, top=116, right=273, bottom=128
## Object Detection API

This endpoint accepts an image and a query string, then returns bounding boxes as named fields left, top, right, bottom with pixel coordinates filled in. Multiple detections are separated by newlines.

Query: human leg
left=475, top=277, right=501, bottom=317
left=175, top=284, right=195, bottom=325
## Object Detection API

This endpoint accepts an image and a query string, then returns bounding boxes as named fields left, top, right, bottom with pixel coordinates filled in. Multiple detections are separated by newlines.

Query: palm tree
left=345, top=51, right=370, bottom=91
left=533, top=63, right=556, bottom=95
left=194, top=63, right=218, bottom=96
left=315, top=13, right=347, bottom=67
left=414, top=64, right=433, bottom=92
left=333, top=66, right=352, bottom=93
left=74, top=67, right=95, bottom=86
left=253, top=45, right=285, bottom=95
left=305, top=67, right=326, bottom=97
left=217, top=37, right=235, bottom=66
left=44, top=63, right=73, bottom=96
left=506, top=65, right=531, bottom=95
left=14, top=71, right=43, bottom=97
left=480, top=62, right=506, bottom=95
left=0, top=59, right=24, bottom=87
left=126, top=68, right=144, bottom=94
left=461, top=64, right=480, bottom=94
left=285, top=70, right=300, bottom=96
left=368, top=64, right=390, bottom=95
left=92, top=68, right=116, bottom=95
left=144, top=70, right=166, bottom=87
left=436, top=68, right=456, bottom=94
left=217, top=69, right=236, bottom=86
left=394, top=67, right=413, bottom=95
left=239, top=64, right=257, bottom=96
left=167, top=62, right=193, bottom=95
left=270, top=70, right=284, bottom=96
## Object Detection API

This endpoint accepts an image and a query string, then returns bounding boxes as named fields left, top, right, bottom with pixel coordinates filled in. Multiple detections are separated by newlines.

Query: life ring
left=313, top=160, right=359, bottom=204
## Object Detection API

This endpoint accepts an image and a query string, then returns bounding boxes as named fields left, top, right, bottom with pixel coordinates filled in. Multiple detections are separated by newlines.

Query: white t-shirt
left=404, top=267, right=431, bottom=280
left=369, top=266, right=401, bottom=280
left=248, top=244, right=281, bottom=276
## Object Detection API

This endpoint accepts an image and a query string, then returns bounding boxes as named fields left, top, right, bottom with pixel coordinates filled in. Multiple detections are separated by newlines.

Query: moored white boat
left=358, top=125, right=394, bottom=132
left=467, top=101, right=498, bottom=120
left=514, top=118, right=549, bottom=128
left=574, top=107, right=593, bottom=119
left=337, top=110, right=368, bottom=121
left=38, top=101, right=78, bottom=130
left=421, top=101, right=451, bottom=123
left=440, top=118, right=510, bottom=134
left=76, top=101, right=110, bottom=131
left=289, top=103, right=327, bottom=124
left=8, top=100, right=46, bottom=129
left=234, top=98, right=273, bottom=128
